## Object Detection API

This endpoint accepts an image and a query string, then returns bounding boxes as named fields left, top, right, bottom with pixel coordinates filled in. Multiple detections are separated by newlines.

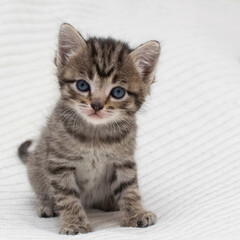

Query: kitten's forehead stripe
left=87, top=67, right=93, bottom=80
left=87, top=37, right=131, bottom=81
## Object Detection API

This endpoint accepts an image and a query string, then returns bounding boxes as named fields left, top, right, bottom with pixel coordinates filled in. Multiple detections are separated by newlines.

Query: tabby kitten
left=18, top=23, right=160, bottom=235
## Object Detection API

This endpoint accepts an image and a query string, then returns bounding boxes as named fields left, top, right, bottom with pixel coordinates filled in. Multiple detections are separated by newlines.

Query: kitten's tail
left=18, top=140, right=32, bottom=164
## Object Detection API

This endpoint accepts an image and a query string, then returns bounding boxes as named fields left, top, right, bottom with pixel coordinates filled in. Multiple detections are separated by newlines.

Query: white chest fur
left=75, top=148, right=114, bottom=206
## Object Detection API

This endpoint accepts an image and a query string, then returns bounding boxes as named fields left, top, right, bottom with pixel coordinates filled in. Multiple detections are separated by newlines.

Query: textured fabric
left=1, top=0, right=240, bottom=239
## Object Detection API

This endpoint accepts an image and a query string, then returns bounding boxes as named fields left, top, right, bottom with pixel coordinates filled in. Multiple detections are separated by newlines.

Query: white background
left=0, top=0, right=240, bottom=239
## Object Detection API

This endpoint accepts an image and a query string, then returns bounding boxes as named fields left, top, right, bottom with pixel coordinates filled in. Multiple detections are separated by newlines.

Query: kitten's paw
left=59, top=223, right=92, bottom=235
left=121, top=211, right=157, bottom=228
left=37, top=205, right=57, bottom=218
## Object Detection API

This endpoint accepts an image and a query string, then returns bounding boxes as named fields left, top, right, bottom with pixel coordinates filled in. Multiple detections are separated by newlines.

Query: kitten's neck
left=53, top=100, right=136, bottom=144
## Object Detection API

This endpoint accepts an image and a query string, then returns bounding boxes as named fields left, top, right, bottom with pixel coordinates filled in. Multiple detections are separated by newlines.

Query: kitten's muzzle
left=90, top=101, right=104, bottom=112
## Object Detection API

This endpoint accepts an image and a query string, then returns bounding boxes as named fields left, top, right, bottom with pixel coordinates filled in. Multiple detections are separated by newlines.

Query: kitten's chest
left=75, top=148, right=113, bottom=190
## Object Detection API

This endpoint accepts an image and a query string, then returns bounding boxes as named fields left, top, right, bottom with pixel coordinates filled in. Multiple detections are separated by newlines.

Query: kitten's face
left=56, top=24, right=160, bottom=125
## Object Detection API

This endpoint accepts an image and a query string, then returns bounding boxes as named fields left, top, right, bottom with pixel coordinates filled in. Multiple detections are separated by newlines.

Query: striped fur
left=18, top=23, right=160, bottom=235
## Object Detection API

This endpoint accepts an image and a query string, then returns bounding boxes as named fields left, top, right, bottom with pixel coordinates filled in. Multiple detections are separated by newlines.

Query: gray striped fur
left=18, top=23, right=160, bottom=234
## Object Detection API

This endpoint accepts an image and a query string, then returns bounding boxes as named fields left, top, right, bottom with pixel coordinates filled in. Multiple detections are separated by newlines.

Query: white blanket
left=1, top=0, right=240, bottom=239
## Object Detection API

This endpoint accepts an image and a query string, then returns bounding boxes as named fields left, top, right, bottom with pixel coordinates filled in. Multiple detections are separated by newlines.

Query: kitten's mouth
left=88, top=113, right=102, bottom=119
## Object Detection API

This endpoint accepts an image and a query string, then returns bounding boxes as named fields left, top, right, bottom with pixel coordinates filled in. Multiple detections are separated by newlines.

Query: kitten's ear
left=129, top=41, right=160, bottom=84
left=56, top=23, right=86, bottom=66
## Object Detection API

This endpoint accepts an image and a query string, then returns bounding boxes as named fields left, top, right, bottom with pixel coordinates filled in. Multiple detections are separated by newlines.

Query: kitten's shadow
left=29, top=205, right=121, bottom=233
left=86, top=208, right=122, bottom=231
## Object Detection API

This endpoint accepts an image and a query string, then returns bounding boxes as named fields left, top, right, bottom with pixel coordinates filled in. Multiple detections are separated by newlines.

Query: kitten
left=18, top=23, right=160, bottom=235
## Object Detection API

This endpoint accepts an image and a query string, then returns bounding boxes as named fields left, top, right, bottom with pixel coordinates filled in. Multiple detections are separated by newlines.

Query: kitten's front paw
left=37, top=205, right=57, bottom=218
left=121, top=211, right=157, bottom=228
left=59, top=223, right=92, bottom=235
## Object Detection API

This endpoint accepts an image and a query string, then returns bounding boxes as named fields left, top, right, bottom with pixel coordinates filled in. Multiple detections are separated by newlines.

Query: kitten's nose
left=91, top=101, right=103, bottom=112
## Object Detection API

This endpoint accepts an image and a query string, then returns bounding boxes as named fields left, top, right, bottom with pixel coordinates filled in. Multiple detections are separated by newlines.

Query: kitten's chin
left=85, top=115, right=112, bottom=125
left=79, top=111, right=115, bottom=125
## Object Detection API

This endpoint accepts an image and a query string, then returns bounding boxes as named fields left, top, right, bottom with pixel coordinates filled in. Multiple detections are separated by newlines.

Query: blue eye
left=76, top=80, right=90, bottom=92
left=111, top=87, right=125, bottom=99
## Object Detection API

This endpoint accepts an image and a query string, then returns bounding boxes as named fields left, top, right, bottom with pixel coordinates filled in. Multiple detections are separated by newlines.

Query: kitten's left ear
left=56, top=23, right=86, bottom=67
left=129, top=41, right=160, bottom=84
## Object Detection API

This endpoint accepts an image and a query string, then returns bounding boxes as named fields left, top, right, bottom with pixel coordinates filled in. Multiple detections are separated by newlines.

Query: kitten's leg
left=111, top=161, right=156, bottom=228
left=27, top=160, right=56, bottom=217
left=49, top=160, right=91, bottom=235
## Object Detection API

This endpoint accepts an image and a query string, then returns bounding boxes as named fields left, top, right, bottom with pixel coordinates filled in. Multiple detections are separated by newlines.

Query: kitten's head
left=55, top=23, right=160, bottom=125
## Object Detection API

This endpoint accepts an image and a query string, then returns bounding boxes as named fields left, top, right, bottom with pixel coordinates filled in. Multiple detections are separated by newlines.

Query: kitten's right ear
left=56, top=23, right=86, bottom=67
left=129, top=40, right=160, bottom=85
